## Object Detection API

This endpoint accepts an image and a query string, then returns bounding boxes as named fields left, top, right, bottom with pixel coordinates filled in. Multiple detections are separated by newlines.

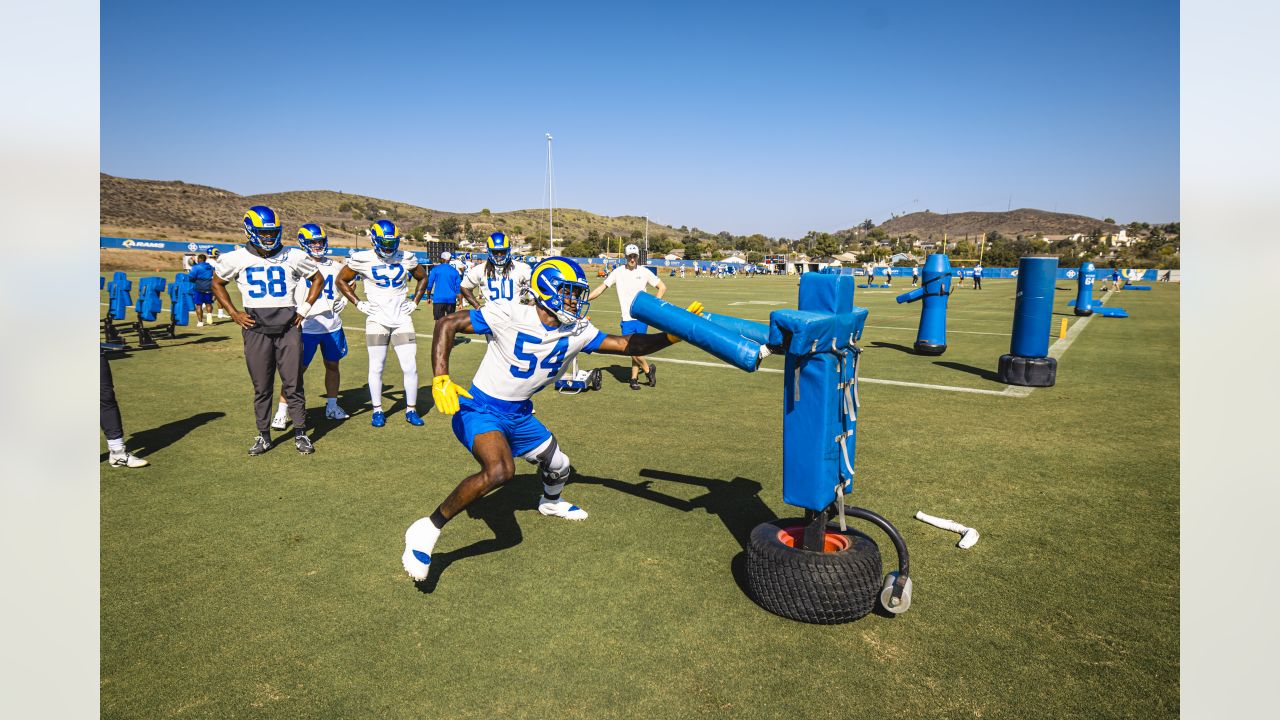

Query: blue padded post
left=700, top=311, right=771, bottom=346
left=169, top=276, right=194, bottom=326
left=776, top=272, right=865, bottom=513
left=998, top=256, right=1058, bottom=387
left=1072, top=261, right=1097, bottom=316
left=894, top=253, right=950, bottom=355
left=630, top=293, right=764, bottom=372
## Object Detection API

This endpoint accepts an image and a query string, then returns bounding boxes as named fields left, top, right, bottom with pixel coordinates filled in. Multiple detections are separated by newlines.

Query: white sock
left=107, top=438, right=125, bottom=453
left=275, top=401, right=288, bottom=417
left=368, top=344, right=388, bottom=410
left=326, top=397, right=338, bottom=409
left=392, top=341, right=418, bottom=408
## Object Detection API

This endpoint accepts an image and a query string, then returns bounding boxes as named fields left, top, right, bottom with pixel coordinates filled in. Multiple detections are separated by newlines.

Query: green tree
left=438, top=217, right=461, bottom=239
left=683, top=237, right=703, bottom=259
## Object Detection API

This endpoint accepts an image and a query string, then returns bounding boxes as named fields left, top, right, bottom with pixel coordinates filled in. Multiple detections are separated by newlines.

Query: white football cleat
left=325, top=404, right=349, bottom=420
left=107, top=450, right=149, bottom=468
left=196, top=320, right=204, bottom=327
left=271, top=414, right=289, bottom=431
left=402, top=516, right=441, bottom=581
left=538, top=498, right=588, bottom=520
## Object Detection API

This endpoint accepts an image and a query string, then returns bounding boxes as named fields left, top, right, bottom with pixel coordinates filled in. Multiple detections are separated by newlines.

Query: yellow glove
left=667, top=300, right=705, bottom=344
left=431, top=375, right=473, bottom=415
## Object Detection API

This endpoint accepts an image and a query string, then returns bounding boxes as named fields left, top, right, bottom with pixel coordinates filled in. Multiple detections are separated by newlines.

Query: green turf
left=100, top=271, right=1178, bottom=718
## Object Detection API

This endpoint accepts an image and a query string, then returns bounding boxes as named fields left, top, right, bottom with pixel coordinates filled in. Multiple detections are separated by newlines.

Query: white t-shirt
left=462, top=261, right=532, bottom=306
left=467, top=303, right=605, bottom=403
left=346, top=249, right=420, bottom=327
left=602, top=265, right=660, bottom=322
left=214, top=246, right=318, bottom=309
left=293, top=257, right=345, bottom=335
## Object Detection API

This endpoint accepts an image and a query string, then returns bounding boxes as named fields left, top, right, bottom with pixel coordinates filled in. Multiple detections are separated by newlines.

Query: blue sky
left=102, top=0, right=1179, bottom=237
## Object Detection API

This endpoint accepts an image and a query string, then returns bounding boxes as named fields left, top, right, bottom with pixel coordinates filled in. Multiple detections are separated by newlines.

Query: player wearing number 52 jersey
left=272, top=224, right=351, bottom=430
left=400, top=256, right=703, bottom=582
left=211, top=205, right=324, bottom=456
left=336, top=220, right=430, bottom=428
left=459, top=232, right=532, bottom=309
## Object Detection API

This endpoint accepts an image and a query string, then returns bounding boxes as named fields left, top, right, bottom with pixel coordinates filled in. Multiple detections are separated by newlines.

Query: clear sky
left=102, top=0, right=1179, bottom=238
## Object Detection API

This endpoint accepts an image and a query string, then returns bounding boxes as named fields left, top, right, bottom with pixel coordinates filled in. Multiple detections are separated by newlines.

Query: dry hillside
left=869, top=209, right=1122, bottom=240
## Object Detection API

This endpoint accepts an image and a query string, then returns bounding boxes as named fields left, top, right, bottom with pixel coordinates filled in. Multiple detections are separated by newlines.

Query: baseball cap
left=441, top=251, right=452, bottom=261
left=625, top=244, right=640, bottom=257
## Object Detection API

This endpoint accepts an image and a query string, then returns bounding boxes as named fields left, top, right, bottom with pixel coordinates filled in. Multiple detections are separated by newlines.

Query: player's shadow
left=933, top=361, right=1001, bottom=382
left=170, top=335, right=229, bottom=348
left=601, top=365, right=636, bottom=385
left=100, top=411, right=225, bottom=461
left=414, top=473, right=536, bottom=594
left=574, top=468, right=777, bottom=601
left=867, top=340, right=916, bottom=355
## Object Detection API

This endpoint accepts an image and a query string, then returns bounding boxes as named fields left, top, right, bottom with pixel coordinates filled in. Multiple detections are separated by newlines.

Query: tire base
left=997, top=354, right=1057, bottom=387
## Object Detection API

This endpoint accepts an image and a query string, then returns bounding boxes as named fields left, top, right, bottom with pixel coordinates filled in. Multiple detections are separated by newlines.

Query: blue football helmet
left=531, top=257, right=591, bottom=328
left=486, top=232, right=512, bottom=266
left=370, top=220, right=400, bottom=259
left=297, top=223, right=328, bottom=258
left=244, top=205, right=284, bottom=253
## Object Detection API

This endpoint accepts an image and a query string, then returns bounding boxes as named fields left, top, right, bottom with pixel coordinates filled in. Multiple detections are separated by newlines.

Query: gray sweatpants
left=243, top=327, right=305, bottom=435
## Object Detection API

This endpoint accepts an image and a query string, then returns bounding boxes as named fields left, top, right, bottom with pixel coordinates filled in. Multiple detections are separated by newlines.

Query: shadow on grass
left=934, top=360, right=1001, bottom=383
left=574, top=468, right=777, bottom=603
left=868, top=340, right=916, bottom=355
left=414, top=473, right=539, bottom=594
left=101, top=410, right=225, bottom=461
left=601, top=364, right=636, bottom=385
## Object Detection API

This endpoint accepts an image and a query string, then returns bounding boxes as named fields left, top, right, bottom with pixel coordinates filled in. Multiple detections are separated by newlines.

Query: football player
left=400, top=256, right=702, bottom=582
left=211, top=206, right=325, bottom=455
left=272, top=224, right=351, bottom=430
left=336, top=220, right=430, bottom=427
left=459, top=232, right=532, bottom=309
left=587, top=243, right=667, bottom=389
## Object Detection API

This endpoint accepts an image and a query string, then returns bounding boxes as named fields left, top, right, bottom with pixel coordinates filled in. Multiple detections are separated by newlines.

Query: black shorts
left=433, top=303, right=457, bottom=321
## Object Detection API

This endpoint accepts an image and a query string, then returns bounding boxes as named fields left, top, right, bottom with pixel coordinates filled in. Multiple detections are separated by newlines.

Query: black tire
left=588, top=368, right=602, bottom=391
left=746, top=519, right=882, bottom=624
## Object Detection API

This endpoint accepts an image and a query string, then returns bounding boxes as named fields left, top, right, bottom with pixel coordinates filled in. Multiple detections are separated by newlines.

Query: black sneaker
left=646, top=363, right=657, bottom=387
left=294, top=434, right=315, bottom=455
left=629, top=379, right=641, bottom=390
left=248, top=435, right=272, bottom=456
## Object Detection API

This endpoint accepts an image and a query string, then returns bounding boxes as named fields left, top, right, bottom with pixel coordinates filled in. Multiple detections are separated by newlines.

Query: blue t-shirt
left=427, top=262, right=462, bottom=303
left=188, top=261, right=214, bottom=292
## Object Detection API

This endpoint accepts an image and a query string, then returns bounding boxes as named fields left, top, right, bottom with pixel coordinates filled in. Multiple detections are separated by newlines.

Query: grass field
left=99, top=268, right=1179, bottom=719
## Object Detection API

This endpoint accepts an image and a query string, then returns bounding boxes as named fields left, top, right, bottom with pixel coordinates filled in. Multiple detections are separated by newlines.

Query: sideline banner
left=101, top=237, right=1171, bottom=281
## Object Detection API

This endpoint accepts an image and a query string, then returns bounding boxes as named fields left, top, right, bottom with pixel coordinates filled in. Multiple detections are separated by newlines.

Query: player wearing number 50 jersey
left=400, top=256, right=703, bottom=582
left=336, top=220, right=430, bottom=428
left=211, top=205, right=325, bottom=456
left=272, top=224, right=351, bottom=430
left=459, top=232, right=532, bottom=309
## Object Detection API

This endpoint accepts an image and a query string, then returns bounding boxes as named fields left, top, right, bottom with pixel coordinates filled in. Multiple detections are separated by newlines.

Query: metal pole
left=546, top=133, right=554, bottom=257
left=644, top=216, right=649, bottom=257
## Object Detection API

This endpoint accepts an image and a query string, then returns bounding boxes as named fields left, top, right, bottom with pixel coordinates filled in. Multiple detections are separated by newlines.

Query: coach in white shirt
left=587, top=244, right=667, bottom=390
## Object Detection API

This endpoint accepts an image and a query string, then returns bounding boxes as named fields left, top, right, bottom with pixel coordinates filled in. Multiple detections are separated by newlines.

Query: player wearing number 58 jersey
left=211, top=205, right=325, bottom=456
left=400, top=256, right=703, bottom=582
left=336, top=220, right=430, bottom=428
left=459, top=232, right=532, bottom=309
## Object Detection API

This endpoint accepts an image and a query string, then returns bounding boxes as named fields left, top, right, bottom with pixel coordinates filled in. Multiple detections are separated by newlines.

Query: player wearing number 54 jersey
left=459, top=231, right=532, bottom=309
left=336, top=220, right=430, bottom=428
left=400, top=256, right=704, bottom=582
left=211, top=205, right=325, bottom=456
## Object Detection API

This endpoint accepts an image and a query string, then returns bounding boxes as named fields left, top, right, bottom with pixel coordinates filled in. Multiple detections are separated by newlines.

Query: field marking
left=864, top=324, right=1009, bottom=337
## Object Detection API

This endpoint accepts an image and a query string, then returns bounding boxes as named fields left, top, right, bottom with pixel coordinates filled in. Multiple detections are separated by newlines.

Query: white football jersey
left=468, top=303, right=605, bottom=403
left=602, top=265, right=660, bottom=322
left=215, top=246, right=318, bottom=309
left=461, top=261, right=532, bottom=306
left=346, top=249, right=420, bottom=327
left=293, top=257, right=345, bottom=334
